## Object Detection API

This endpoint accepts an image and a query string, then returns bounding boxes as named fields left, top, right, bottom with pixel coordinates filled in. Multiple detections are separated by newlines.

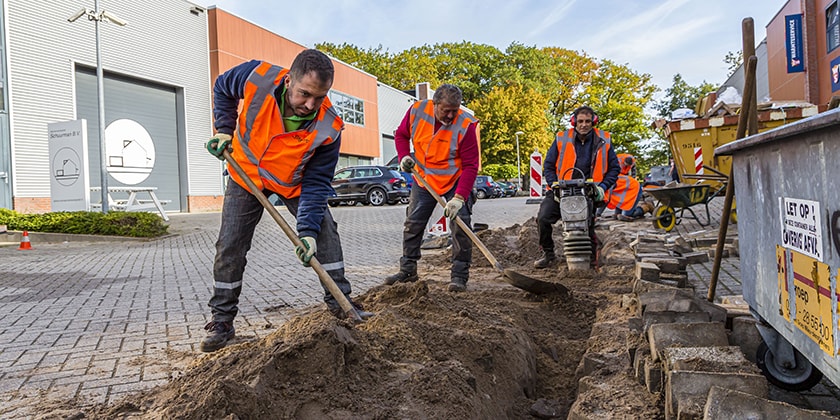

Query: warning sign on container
left=779, top=197, right=823, bottom=261
left=791, top=252, right=833, bottom=354
left=776, top=246, right=791, bottom=322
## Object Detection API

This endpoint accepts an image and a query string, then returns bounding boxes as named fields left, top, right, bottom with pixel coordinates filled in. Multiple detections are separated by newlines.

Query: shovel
left=223, top=150, right=365, bottom=323
left=409, top=167, right=568, bottom=295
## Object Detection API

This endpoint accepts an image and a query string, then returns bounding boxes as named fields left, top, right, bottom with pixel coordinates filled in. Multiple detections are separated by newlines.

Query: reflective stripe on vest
left=409, top=100, right=477, bottom=194
left=616, top=153, right=635, bottom=176
left=554, top=129, right=611, bottom=182
left=606, top=175, right=640, bottom=211
left=230, top=61, right=343, bottom=198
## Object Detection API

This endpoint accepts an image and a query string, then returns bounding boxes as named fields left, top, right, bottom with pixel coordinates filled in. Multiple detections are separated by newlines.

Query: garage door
left=75, top=68, right=181, bottom=211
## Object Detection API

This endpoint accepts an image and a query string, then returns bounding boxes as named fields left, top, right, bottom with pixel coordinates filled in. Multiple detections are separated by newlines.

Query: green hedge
left=0, top=209, right=168, bottom=238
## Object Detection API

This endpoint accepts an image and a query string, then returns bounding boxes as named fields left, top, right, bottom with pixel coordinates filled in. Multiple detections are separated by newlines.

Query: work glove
left=551, top=181, right=561, bottom=203
left=206, top=133, right=232, bottom=161
left=444, top=196, right=465, bottom=220
left=400, top=156, right=415, bottom=172
left=593, top=184, right=605, bottom=202
left=295, top=236, right=317, bottom=267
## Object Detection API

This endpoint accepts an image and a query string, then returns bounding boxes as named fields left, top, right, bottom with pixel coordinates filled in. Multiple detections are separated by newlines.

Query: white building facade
left=0, top=0, right=213, bottom=213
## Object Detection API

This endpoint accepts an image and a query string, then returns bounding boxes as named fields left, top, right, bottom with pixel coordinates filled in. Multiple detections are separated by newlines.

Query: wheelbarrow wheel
left=652, top=205, right=676, bottom=232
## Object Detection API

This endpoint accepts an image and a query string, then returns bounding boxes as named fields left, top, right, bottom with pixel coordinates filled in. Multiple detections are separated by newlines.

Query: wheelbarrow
left=644, top=166, right=729, bottom=232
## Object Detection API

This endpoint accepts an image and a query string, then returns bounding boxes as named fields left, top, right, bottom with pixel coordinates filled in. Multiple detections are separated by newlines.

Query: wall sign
left=786, top=14, right=805, bottom=73
left=48, top=119, right=90, bottom=211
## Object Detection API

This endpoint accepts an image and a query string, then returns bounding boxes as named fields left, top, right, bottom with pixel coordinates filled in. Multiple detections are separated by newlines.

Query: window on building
left=329, top=91, right=364, bottom=126
left=828, top=2, right=840, bottom=53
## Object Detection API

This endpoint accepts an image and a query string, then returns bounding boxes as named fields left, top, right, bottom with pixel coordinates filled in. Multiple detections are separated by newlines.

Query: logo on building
left=105, top=119, right=156, bottom=185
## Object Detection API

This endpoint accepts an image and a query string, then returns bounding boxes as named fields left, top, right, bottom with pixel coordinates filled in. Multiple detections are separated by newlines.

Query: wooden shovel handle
left=223, top=150, right=362, bottom=322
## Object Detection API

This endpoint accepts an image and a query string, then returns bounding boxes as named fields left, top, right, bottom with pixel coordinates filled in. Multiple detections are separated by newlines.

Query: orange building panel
left=208, top=8, right=380, bottom=159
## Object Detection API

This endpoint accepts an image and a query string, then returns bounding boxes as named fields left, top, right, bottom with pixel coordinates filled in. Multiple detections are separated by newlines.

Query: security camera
left=101, top=10, right=128, bottom=26
left=67, top=8, right=89, bottom=23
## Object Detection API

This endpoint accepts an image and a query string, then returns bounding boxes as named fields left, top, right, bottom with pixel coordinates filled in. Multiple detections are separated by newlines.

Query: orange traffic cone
left=18, top=230, right=32, bottom=250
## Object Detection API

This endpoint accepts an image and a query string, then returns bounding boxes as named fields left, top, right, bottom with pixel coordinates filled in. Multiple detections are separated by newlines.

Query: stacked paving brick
left=568, top=229, right=835, bottom=419
left=629, top=232, right=833, bottom=419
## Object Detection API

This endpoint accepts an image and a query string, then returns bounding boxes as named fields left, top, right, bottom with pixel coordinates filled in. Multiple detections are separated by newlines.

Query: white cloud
left=527, top=1, right=578, bottom=38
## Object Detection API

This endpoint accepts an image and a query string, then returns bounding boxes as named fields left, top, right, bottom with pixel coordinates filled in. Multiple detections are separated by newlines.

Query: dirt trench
left=70, top=218, right=659, bottom=419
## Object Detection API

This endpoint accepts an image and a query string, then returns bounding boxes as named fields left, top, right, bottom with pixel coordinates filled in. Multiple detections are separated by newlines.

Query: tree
left=316, top=43, right=392, bottom=82
left=468, top=83, right=552, bottom=172
left=481, top=164, right=517, bottom=181
left=724, top=50, right=743, bottom=78
left=654, top=74, right=717, bottom=118
left=539, top=47, right=599, bottom=132
left=582, top=59, right=657, bottom=157
left=318, top=40, right=660, bottom=178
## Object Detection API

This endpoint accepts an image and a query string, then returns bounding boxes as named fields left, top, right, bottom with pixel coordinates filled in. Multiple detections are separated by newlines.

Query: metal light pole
left=514, top=131, right=524, bottom=192
left=68, top=2, right=127, bottom=213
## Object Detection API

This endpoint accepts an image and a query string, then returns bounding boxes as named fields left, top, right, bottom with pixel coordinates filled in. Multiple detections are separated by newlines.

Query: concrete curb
left=2, top=230, right=164, bottom=244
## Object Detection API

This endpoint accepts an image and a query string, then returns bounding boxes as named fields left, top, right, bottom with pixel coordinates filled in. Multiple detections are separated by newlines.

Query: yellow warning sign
left=777, top=246, right=791, bottom=321
left=791, top=252, right=833, bottom=354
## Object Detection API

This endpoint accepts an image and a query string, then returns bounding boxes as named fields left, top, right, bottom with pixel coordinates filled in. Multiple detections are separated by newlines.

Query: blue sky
left=200, top=0, right=788, bottom=95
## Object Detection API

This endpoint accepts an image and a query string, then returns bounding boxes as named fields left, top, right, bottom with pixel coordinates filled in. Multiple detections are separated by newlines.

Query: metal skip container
left=716, top=108, right=840, bottom=390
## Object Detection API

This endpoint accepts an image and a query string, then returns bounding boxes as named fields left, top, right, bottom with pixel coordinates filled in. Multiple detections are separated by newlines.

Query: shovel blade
left=502, top=269, right=569, bottom=295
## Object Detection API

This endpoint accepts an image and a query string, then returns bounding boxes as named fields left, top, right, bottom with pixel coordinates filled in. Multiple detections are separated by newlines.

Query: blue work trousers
left=399, top=185, right=474, bottom=280
left=209, top=180, right=351, bottom=322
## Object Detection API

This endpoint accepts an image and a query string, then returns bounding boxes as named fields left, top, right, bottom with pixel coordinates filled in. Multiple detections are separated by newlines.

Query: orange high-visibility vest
left=229, top=62, right=344, bottom=198
left=616, top=153, right=636, bottom=176
left=409, top=100, right=478, bottom=195
left=605, top=174, right=641, bottom=211
left=553, top=128, right=612, bottom=183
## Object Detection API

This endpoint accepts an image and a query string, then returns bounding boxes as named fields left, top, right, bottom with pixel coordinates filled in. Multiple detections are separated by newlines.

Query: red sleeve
left=455, top=122, right=479, bottom=198
left=394, top=108, right=412, bottom=160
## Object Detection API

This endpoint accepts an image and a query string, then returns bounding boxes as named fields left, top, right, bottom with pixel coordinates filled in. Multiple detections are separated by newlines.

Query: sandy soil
left=34, top=217, right=664, bottom=419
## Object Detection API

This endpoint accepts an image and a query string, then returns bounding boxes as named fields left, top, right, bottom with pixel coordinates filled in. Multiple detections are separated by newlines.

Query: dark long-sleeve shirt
left=213, top=60, right=340, bottom=238
left=543, top=130, right=620, bottom=191
left=394, top=108, right=479, bottom=198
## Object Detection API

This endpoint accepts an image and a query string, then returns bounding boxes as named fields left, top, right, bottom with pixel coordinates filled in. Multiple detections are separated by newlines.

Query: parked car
left=643, top=165, right=672, bottom=187
left=329, top=165, right=409, bottom=207
left=497, top=181, right=518, bottom=197
left=474, top=175, right=502, bottom=199
left=492, top=182, right=505, bottom=198
left=385, top=157, right=413, bottom=190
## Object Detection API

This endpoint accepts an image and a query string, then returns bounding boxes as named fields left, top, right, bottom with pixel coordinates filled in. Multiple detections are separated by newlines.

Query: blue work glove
left=206, top=133, right=232, bottom=161
left=594, top=184, right=605, bottom=202
left=295, top=236, right=317, bottom=266
left=400, top=156, right=415, bottom=172
left=444, top=196, right=465, bottom=220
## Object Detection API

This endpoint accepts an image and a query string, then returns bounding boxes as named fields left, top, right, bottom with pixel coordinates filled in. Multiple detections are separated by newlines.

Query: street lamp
left=514, top=131, right=524, bottom=192
left=68, top=2, right=127, bottom=213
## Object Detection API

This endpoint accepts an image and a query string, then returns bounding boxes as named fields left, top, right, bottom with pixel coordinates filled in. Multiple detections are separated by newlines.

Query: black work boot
left=329, top=298, right=375, bottom=320
left=534, top=250, right=558, bottom=269
left=200, top=321, right=235, bottom=353
left=383, top=270, right=419, bottom=285
left=448, top=277, right=467, bottom=292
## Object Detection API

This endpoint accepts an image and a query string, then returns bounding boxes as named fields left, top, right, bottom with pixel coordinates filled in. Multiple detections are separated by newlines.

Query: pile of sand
left=58, top=218, right=661, bottom=419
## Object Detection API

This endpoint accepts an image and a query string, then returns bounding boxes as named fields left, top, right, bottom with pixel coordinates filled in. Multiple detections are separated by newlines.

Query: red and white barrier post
left=529, top=150, right=543, bottom=198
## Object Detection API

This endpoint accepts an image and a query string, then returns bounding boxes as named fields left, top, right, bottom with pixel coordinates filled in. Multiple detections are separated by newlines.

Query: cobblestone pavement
left=2, top=194, right=839, bottom=416
left=0, top=196, right=539, bottom=416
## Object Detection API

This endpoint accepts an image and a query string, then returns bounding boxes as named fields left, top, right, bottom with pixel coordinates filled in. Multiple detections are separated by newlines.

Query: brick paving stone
left=47, top=383, right=81, bottom=400
left=0, top=377, right=26, bottom=393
